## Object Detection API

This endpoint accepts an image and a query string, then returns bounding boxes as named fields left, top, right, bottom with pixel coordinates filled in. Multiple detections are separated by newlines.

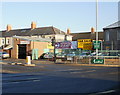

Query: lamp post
left=52, top=37, right=56, bottom=63
left=96, top=0, right=98, bottom=59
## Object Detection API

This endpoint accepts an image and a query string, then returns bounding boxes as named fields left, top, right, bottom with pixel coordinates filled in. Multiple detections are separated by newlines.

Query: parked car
left=56, top=53, right=67, bottom=58
left=0, top=52, right=10, bottom=59
left=40, top=52, right=54, bottom=59
left=77, top=52, right=90, bottom=57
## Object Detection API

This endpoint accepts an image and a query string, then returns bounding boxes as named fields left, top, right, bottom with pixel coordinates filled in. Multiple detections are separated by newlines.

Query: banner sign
left=55, top=41, right=72, bottom=49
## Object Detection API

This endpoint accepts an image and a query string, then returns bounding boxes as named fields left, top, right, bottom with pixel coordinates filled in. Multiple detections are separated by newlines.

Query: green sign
left=91, top=59, right=104, bottom=64
left=93, top=41, right=101, bottom=49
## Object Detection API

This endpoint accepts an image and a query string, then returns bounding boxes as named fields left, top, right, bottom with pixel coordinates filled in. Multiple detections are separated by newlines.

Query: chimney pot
left=31, top=22, right=36, bottom=29
left=7, top=24, right=12, bottom=31
left=91, top=27, right=95, bottom=34
left=67, top=28, right=71, bottom=34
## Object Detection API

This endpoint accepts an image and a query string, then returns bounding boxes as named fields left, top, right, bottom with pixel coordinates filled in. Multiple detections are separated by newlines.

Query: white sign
left=71, top=41, right=77, bottom=49
left=20, top=41, right=30, bottom=44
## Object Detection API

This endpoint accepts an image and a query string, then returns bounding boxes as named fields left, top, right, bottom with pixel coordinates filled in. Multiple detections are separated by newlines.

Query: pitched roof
left=103, top=21, right=120, bottom=29
left=71, top=32, right=103, bottom=41
left=0, top=26, right=66, bottom=37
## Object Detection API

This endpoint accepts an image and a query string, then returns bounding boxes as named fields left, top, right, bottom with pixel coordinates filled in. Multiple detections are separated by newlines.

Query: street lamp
left=96, top=0, right=98, bottom=59
left=52, top=37, right=56, bottom=63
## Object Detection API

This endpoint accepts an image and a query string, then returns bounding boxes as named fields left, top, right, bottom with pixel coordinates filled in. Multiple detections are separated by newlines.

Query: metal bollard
left=26, top=56, right=31, bottom=65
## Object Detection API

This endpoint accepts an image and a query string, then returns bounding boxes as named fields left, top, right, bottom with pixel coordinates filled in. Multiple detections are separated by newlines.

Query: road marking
left=98, top=90, right=116, bottom=94
left=33, top=80, right=40, bottom=82
left=57, top=69, right=83, bottom=72
left=70, top=70, right=96, bottom=74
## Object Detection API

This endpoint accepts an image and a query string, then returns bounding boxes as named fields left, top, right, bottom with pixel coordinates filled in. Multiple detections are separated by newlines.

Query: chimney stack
left=31, top=22, right=36, bottom=29
left=91, top=27, right=95, bottom=34
left=67, top=28, right=71, bottom=34
left=7, top=24, right=12, bottom=31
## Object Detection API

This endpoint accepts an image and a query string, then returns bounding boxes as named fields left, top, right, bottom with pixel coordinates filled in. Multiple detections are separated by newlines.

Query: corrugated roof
left=0, top=26, right=66, bottom=37
left=103, top=21, right=120, bottom=29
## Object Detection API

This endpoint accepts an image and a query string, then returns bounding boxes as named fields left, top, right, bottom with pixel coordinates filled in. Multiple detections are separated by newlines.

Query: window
left=2, top=39, right=5, bottom=44
left=117, top=30, right=120, bottom=40
left=105, top=31, right=109, bottom=41
left=7, top=39, right=10, bottom=44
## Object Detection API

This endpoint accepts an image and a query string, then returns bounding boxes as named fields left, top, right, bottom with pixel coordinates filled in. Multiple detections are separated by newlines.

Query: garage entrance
left=18, top=44, right=26, bottom=59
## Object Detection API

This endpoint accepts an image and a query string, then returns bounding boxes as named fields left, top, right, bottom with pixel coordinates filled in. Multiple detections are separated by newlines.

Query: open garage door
left=18, top=44, right=26, bottom=59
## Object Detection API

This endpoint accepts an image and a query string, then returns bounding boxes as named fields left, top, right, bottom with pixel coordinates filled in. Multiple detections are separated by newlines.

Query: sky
left=1, top=1, right=119, bottom=33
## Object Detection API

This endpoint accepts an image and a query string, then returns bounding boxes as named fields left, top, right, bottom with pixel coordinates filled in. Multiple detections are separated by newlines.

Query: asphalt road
left=1, top=60, right=120, bottom=94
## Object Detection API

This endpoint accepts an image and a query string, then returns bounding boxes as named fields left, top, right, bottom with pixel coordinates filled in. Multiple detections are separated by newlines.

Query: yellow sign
left=77, top=39, right=93, bottom=50
left=47, top=43, right=54, bottom=49
left=83, top=43, right=93, bottom=50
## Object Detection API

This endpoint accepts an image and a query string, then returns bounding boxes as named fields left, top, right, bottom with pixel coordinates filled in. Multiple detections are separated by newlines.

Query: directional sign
left=55, top=41, right=72, bottom=49
left=91, top=59, right=104, bottom=64
left=93, top=41, right=101, bottom=49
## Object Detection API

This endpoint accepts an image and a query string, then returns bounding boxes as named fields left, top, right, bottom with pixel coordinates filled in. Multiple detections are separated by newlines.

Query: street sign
left=91, top=59, right=104, bottom=64
left=55, top=41, right=72, bottom=49
left=93, top=41, right=101, bottom=49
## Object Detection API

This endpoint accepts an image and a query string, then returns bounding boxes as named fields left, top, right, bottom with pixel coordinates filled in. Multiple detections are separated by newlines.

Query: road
left=1, top=59, right=120, bottom=94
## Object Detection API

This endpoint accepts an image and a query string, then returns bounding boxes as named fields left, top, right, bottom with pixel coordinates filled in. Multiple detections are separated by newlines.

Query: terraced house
left=0, top=22, right=72, bottom=59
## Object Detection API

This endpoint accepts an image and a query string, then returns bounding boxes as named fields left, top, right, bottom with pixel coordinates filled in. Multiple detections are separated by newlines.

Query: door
left=18, top=44, right=26, bottom=59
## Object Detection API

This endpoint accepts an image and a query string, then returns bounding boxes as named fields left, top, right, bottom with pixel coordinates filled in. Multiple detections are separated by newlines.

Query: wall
left=103, top=27, right=120, bottom=50
left=30, top=41, right=48, bottom=58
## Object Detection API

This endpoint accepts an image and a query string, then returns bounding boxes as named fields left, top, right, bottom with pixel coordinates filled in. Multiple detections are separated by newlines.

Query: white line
left=70, top=70, right=96, bottom=74
left=99, top=90, right=116, bottom=94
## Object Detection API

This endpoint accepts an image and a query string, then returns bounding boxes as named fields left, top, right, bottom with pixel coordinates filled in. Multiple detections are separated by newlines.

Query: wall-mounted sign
left=77, top=39, right=92, bottom=50
left=20, top=41, right=30, bottom=44
left=55, top=41, right=71, bottom=49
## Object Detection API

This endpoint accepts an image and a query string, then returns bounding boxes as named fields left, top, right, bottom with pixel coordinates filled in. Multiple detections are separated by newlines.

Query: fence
left=57, top=56, right=120, bottom=65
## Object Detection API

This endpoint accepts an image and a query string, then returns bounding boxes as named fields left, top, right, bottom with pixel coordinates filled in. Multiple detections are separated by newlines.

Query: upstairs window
left=7, top=39, right=10, bottom=44
left=117, top=30, right=120, bottom=40
left=105, top=31, right=109, bottom=41
left=2, top=39, right=5, bottom=44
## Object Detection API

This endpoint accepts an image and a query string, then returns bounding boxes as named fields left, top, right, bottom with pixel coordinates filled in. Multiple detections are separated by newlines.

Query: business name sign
left=55, top=41, right=72, bottom=49
left=20, top=41, right=30, bottom=44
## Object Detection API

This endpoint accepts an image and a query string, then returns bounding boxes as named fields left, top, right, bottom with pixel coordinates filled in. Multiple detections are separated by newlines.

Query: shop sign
left=77, top=39, right=92, bottom=50
left=20, top=41, right=30, bottom=44
left=55, top=41, right=71, bottom=49
left=91, top=59, right=104, bottom=64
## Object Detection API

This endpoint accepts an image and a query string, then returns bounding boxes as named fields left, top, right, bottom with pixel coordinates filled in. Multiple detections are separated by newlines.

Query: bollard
left=26, top=56, right=31, bottom=65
